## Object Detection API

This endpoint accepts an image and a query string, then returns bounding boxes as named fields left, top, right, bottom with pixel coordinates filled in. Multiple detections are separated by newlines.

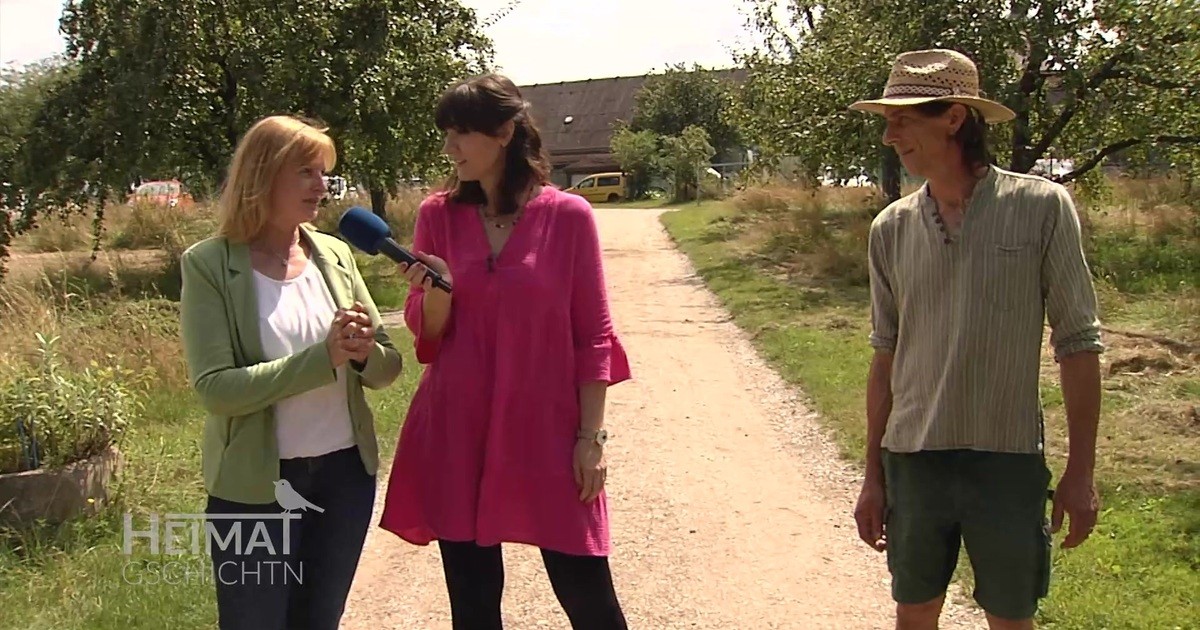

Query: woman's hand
left=325, top=303, right=373, bottom=367
left=399, top=251, right=452, bottom=294
left=337, top=302, right=375, bottom=364
left=573, top=437, right=607, bottom=503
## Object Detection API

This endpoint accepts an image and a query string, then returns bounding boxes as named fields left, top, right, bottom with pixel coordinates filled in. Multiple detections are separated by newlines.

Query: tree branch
left=1056, top=135, right=1200, bottom=183
left=1110, top=69, right=1196, bottom=92
left=802, top=6, right=816, bottom=31
left=1010, top=41, right=1050, bottom=173
left=1031, top=48, right=1127, bottom=161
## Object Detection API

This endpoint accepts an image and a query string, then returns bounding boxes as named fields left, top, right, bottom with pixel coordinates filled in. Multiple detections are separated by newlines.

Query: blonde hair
left=217, top=115, right=337, bottom=242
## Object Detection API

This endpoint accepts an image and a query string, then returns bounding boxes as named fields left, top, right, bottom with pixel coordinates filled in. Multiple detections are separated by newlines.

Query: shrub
left=732, top=183, right=875, bottom=286
left=107, top=202, right=184, bottom=250
left=310, top=189, right=423, bottom=245
left=0, top=334, right=140, bottom=475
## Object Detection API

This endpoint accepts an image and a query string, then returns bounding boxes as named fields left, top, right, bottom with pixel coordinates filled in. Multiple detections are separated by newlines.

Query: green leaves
left=0, top=333, right=140, bottom=474
left=610, top=124, right=714, bottom=202
left=610, top=126, right=665, bottom=199
left=741, top=0, right=1200, bottom=186
left=629, top=63, right=743, bottom=159
left=7, top=0, right=493, bottom=245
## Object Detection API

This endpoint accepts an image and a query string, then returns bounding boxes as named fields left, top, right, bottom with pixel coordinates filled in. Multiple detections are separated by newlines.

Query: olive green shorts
left=882, top=449, right=1052, bottom=621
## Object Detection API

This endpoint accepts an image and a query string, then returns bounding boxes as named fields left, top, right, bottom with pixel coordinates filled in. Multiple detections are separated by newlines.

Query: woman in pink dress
left=378, top=73, right=632, bottom=629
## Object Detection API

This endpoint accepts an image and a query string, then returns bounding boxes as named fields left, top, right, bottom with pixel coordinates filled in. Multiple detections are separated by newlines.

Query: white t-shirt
left=253, top=261, right=356, bottom=459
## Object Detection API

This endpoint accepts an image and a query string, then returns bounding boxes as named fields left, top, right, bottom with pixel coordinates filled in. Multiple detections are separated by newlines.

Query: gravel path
left=342, top=207, right=986, bottom=629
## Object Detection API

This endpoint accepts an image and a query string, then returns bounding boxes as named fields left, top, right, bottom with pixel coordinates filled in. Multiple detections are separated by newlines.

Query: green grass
left=1087, top=229, right=1200, bottom=294
left=355, top=252, right=407, bottom=311
left=660, top=200, right=1200, bottom=629
left=0, top=323, right=421, bottom=630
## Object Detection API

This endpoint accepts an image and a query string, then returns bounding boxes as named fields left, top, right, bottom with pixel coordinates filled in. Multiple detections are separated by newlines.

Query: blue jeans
left=205, top=446, right=376, bottom=630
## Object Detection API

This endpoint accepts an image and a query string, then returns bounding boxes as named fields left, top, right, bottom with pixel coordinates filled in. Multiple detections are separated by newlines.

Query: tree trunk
left=0, top=205, right=11, bottom=283
left=1010, top=111, right=1035, bottom=174
left=369, top=188, right=387, bottom=217
left=881, top=148, right=901, bottom=206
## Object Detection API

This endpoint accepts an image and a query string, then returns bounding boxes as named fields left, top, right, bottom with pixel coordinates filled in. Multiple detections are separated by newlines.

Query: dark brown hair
left=913, top=101, right=994, bottom=172
left=434, top=74, right=552, bottom=216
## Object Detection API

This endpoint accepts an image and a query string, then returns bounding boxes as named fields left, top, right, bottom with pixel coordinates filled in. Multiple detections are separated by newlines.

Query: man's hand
left=1054, top=351, right=1102, bottom=549
left=854, top=477, right=887, bottom=552
left=1051, top=466, right=1099, bottom=548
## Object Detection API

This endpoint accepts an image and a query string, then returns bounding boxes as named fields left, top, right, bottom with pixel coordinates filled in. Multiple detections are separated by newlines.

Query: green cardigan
left=179, top=225, right=402, bottom=505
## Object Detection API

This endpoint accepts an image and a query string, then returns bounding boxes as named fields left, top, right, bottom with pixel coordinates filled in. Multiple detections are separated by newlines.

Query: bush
left=310, top=188, right=423, bottom=245
left=0, top=334, right=140, bottom=475
left=731, top=183, right=875, bottom=286
left=107, top=202, right=185, bottom=250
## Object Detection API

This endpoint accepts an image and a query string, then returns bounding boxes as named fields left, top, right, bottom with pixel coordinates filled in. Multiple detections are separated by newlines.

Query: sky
left=0, top=0, right=765, bottom=85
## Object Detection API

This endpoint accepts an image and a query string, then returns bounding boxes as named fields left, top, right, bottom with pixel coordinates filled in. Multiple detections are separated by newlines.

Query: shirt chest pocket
left=977, top=241, right=1040, bottom=311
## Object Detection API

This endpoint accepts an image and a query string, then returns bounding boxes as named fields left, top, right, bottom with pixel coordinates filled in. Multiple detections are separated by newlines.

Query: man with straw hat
left=848, top=49, right=1104, bottom=629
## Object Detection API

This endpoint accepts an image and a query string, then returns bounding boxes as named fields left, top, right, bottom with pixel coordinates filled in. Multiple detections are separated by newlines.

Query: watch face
left=596, top=429, right=608, bottom=445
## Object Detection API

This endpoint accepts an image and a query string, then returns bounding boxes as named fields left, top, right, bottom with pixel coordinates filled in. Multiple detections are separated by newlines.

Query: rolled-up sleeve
left=1041, top=185, right=1104, bottom=361
left=570, top=201, right=631, bottom=385
left=868, top=219, right=898, bottom=353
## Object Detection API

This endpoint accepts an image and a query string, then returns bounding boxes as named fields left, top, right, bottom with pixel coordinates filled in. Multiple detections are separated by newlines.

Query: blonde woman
left=179, top=114, right=402, bottom=630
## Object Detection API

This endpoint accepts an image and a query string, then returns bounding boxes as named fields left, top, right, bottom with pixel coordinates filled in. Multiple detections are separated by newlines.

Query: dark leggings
left=438, top=539, right=628, bottom=630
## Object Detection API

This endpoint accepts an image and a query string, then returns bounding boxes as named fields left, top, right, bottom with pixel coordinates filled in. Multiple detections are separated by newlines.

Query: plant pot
left=0, top=443, right=123, bottom=529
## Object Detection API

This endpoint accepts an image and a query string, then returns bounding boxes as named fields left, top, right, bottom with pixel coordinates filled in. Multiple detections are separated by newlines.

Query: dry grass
left=0, top=282, right=185, bottom=393
left=1076, top=176, right=1199, bottom=237
left=309, top=188, right=423, bottom=243
left=9, top=184, right=427, bottom=260
left=0, top=186, right=431, bottom=384
left=1039, top=324, right=1200, bottom=494
left=12, top=212, right=94, bottom=253
left=732, top=179, right=882, bottom=215
left=105, top=202, right=214, bottom=250
left=10, top=201, right=216, bottom=255
left=727, top=182, right=877, bottom=286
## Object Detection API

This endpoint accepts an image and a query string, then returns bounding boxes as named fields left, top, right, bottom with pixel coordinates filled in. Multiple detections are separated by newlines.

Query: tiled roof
left=520, top=75, right=650, bottom=159
left=519, top=69, right=747, bottom=165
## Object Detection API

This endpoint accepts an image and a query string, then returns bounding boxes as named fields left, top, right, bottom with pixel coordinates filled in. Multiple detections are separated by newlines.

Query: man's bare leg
left=896, top=594, right=944, bottom=630
left=985, top=613, right=1034, bottom=630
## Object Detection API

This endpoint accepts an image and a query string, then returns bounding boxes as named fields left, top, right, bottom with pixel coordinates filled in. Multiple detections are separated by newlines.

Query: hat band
left=882, top=83, right=976, bottom=99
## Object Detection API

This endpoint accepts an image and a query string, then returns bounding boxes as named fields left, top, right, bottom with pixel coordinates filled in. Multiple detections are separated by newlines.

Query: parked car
left=565, top=172, right=627, bottom=203
left=127, top=179, right=194, bottom=208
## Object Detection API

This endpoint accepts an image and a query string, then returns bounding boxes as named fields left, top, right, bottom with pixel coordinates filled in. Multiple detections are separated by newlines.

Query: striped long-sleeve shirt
left=868, top=166, right=1104, bottom=454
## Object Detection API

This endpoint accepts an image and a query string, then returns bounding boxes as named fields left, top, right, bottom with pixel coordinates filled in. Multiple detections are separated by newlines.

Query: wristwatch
left=577, top=428, right=608, bottom=447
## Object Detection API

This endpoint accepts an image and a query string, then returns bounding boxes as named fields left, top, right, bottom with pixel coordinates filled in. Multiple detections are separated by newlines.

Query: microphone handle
left=378, top=238, right=453, bottom=293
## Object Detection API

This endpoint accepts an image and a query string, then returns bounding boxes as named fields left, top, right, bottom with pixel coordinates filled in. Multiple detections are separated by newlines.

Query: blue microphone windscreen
left=338, top=206, right=391, bottom=255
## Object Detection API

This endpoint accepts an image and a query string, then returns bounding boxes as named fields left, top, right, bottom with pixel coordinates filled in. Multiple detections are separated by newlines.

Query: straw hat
left=849, top=49, right=1015, bottom=123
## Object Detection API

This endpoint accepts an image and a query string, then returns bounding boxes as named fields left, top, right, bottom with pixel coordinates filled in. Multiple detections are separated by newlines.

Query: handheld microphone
left=337, top=206, right=453, bottom=293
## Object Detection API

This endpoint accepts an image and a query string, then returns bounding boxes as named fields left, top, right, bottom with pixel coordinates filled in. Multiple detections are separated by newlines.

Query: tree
left=0, top=59, right=73, bottom=211
left=630, top=63, right=743, bottom=160
left=12, top=0, right=492, bottom=239
left=327, top=0, right=492, bottom=215
left=609, top=125, right=664, bottom=199
left=741, top=0, right=1200, bottom=204
left=662, top=126, right=716, bottom=202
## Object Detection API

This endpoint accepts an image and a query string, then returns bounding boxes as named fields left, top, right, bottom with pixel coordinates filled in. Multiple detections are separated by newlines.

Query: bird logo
left=273, top=480, right=325, bottom=513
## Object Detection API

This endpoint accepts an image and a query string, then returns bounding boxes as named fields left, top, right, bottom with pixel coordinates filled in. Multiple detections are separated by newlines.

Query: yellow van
left=566, top=172, right=627, bottom=203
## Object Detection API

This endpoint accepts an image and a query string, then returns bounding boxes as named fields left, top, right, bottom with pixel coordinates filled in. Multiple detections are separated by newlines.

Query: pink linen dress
left=378, top=185, right=631, bottom=556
